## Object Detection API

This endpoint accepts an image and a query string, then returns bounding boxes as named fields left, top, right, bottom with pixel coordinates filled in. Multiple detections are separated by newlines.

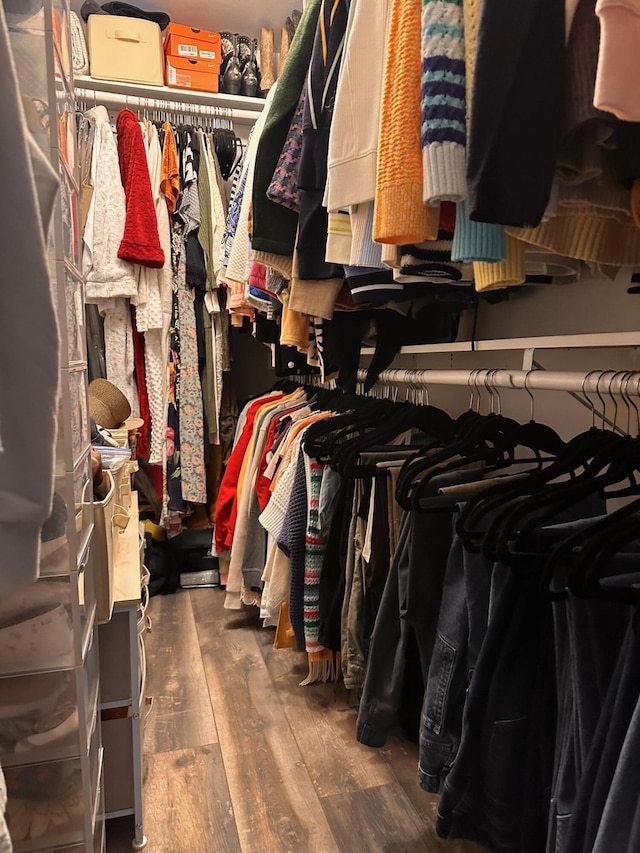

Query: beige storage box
left=88, top=15, right=164, bottom=86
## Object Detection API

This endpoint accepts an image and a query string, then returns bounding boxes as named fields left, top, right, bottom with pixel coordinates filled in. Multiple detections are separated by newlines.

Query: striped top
left=303, top=453, right=328, bottom=654
left=421, top=0, right=467, bottom=203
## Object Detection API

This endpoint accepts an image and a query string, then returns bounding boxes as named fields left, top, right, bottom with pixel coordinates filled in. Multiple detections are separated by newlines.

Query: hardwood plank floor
left=141, top=744, right=242, bottom=853
left=108, top=588, right=485, bottom=853
left=254, top=621, right=398, bottom=798
left=191, top=590, right=339, bottom=853
left=143, top=591, right=218, bottom=754
left=321, top=784, right=433, bottom=853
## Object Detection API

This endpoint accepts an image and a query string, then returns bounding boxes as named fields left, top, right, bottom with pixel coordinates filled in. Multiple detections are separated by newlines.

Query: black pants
left=436, top=560, right=557, bottom=853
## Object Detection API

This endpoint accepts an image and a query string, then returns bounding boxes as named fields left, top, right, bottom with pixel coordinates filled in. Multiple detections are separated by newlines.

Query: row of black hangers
left=276, top=369, right=640, bottom=604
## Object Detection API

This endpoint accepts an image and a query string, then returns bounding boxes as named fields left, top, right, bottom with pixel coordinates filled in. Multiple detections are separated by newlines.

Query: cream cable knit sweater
left=83, top=106, right=137, bottom=299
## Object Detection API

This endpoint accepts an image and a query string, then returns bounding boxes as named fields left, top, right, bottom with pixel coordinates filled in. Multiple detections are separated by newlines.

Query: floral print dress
left=166, top=222, right=207, bottom=511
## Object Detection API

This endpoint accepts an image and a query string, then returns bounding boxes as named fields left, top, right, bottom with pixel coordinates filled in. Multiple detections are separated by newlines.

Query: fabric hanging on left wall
left=0, top=0, right=60, bottom=595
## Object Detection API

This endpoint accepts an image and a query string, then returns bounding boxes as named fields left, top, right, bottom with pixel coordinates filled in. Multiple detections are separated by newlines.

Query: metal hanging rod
left=74, top=78, right=263, bottom=125
left=75, top=87, right=240, bottom=123
left=356, top=368, right=640, bottom=396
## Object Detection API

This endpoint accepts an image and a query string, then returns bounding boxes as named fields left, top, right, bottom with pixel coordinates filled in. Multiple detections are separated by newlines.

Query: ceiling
left=70, top=0, right=303, bottom=38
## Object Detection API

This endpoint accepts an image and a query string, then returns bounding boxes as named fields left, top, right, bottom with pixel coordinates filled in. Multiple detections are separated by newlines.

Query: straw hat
left=88, top=379, right=131, bottom=429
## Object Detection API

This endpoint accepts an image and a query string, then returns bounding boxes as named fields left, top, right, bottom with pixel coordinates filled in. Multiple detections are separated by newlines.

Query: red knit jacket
left=116, top=109, right=165, bottom=268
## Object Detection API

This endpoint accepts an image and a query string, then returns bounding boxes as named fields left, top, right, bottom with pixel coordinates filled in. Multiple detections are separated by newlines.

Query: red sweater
left=116, top=109, right=165, bottom=268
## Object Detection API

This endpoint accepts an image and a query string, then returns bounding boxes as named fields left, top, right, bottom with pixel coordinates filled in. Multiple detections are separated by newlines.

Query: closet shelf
left=75, top=76, right=265, bottom=124
left=361, top=331, right=640, bottom=356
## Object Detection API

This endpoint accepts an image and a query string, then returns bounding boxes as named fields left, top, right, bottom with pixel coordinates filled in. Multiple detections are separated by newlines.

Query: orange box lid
left=165, top=22, right=221, bottom=44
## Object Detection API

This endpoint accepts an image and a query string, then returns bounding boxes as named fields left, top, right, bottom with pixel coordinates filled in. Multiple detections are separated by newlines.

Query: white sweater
left=324, top=0, right=392, bottom=212
left=83, top=106, right=137, bottom=299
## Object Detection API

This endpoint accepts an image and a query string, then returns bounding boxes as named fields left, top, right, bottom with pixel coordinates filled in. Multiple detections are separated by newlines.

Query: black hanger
left=457, top=370, right=627, bottom=552
left=334, top=399, right=454, bottom=479
left=501, top=378, right=640, bottom=556
left=410, top=371, right=523, bottom=510
left=302, top=397, right=383, bottom=461
left=395, top=369, right=496, bottom=509
left=571, top=514, right=640, bottom=599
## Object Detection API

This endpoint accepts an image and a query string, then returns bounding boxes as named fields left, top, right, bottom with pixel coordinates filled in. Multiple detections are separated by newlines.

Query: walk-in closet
left=2, top=0, right=640, bottom=851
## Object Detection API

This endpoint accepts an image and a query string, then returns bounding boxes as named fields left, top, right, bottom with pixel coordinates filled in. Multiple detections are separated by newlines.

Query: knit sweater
left=421, top=0, right=467, bottom=203
left=116, top=109, right=164, bottom=268
left=278, top=449, right=308, bottom=651
left=325, top=0, right=392, bottom=211
left=303, top=453, right=327, bottom=654
left=374, top=0, right=441, bottom=244
left=251, top=0, right=322, bottom=257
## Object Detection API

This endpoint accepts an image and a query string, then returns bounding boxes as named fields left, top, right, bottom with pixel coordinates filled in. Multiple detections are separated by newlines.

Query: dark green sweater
left=251, top=0, right=321, bottom=258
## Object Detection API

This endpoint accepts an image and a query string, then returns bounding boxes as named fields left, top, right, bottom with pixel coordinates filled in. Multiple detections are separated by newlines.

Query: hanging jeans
left=418, top=518, right=493, bottom=793
left=358, top=469, right=489, bottom=748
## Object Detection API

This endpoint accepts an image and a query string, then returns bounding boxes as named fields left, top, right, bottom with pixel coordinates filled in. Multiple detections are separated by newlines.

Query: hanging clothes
left=116, top=108, right=164, bottom=268
left=136, top=120, right=172, bottom=465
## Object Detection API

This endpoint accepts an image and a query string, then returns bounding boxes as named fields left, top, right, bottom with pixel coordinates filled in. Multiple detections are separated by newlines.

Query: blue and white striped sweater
left=421, top=0, right=467, bottom=203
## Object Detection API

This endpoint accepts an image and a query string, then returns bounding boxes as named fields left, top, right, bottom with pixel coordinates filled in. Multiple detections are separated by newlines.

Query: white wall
left=364, top=268, right=640, bottom=440
left=70, top=0, right=299, bottom=40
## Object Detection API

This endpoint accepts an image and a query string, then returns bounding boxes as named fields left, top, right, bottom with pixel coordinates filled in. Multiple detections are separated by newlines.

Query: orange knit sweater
left=373, top=0, right=439, bottom=244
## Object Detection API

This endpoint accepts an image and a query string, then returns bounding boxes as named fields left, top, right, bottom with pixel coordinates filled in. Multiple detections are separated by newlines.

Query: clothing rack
left=355, top=368, right=640, bottom=396
left=74, top=77, right=264, bottom=127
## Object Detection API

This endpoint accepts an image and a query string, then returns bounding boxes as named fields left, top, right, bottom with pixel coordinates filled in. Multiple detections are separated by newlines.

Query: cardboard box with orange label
left=164, top=23, right=221, bottom=64
left=165, top=55, right=220, bottom=93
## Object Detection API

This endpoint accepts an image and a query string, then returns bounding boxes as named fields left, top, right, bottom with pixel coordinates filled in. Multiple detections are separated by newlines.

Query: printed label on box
left=178, top=43, right=197, bottom=57
left=168, top=64, right=192, bottom=86
left=199, top=49, right=217, bottom=60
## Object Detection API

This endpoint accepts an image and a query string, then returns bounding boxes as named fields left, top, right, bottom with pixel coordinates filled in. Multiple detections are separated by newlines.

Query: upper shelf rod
left=74, top=76, right=265, bottom=124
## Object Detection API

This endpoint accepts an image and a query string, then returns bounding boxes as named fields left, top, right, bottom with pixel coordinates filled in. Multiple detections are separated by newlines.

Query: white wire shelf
left=361, top=331, right=640, bottom=356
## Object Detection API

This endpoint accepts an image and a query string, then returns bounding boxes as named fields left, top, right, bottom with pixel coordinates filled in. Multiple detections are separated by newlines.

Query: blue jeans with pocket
left=418, top=516, right=493, bottom=793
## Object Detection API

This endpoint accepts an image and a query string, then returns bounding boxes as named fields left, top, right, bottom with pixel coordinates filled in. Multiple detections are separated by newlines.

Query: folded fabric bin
left=88, top=14, right=164, bottom=85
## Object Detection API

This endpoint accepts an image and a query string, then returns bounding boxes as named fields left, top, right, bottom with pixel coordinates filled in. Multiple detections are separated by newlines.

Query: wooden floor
left=106, top=589, right=484, bottom=853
